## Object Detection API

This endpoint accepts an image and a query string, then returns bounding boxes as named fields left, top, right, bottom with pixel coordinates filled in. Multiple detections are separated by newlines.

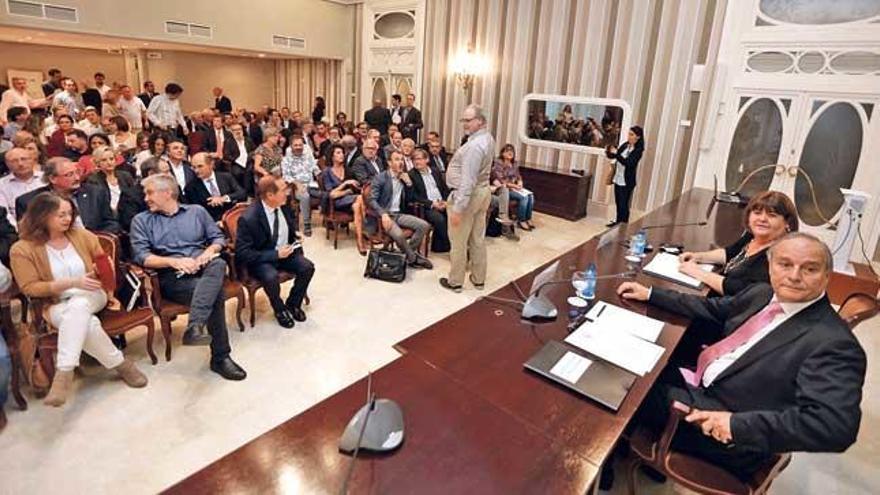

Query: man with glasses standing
left=440, top=104, right=495, bottom=293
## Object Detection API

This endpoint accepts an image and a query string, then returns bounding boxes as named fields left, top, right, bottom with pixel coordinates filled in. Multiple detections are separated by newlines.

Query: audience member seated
left=349, top=138, right=384, bottom=186
left=130, top=174, right=246, bottom=380
left=319, top=127, right=341, bottom=162
left=488, top=174, right=518, bottom=241
left=46, top=114, right=74, bottom=158
left=204, top=115, right=238, bottom=173
left=184, top=152, right=245, bottom=221
left=0, top=147, right=44, bottom=226
left=615, top=233, right=866, bottom=483
left=165, top=139, right=196, bottom=196
left=384, top=131, right=402, bottom=163
left=78, top=133, right=121, bottom=177
left=17, top=157, right=120, bottom=233
left=492, top=144, right=535, bottom=231
left=10, top=193, right=147, bottom=407
left=366, top=150, right=432, bottom=270
left=341, top=134, right=360, bottom=168
left=52, top=78, right=82, bottom=120
left=321, top=144, right=359, bottom=213
left=87, top=146, right=144, bottom=231
left=281, top=135, right=321, bottom=236
left=426, top=138, right=448, bottom=173
left=679, top=191, right=798, bottom=297
left=400, top=138, right=416, bottom=171
left=235, top=176, right=315, bottom=328
left=0, top=207, right=17, bottom=265
left=0, top=261, right=10, bottom=431
left=108, top=116, right=136, bottom=153
left=228, top=122, right=254, bottom=190
left=244, top=112, right=263, bottom=146
left=62, top=128, right=90, bottom=164
left=408, top=148, right=450, bottom=253
left=76, top=106, right=103, bottom=136
left=252, top=127, right=283, bottom=180
left=3, top=107, right=29, bottom=141
left=135, top=132, right=168, bottom=176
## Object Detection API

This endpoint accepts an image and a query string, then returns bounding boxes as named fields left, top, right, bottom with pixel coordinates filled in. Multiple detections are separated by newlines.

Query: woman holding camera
left=606, top=125, right=645, bottom=227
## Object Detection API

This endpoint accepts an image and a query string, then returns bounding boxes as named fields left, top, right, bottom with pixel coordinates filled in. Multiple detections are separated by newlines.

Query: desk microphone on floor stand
left=338, top=371, right=404, bottom=494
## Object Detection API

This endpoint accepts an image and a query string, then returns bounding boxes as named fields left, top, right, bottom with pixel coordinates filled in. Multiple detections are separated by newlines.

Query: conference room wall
left=0, top=0, right=355, bottom=61
left=420, top=0, right=723, bottom=216
left=143, top=51, right=277, bottom=113
left=0, top=41, right=127, bottom=93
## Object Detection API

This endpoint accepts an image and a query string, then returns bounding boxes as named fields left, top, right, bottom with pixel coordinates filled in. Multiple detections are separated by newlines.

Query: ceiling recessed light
left=143, top=42, right=150, bottom=46
left=258, top=53, right=266, bottom=58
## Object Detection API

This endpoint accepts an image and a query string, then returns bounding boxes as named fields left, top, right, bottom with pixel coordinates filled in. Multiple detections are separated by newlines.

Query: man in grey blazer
left=366, top=150, right=432, bottom=270
left=616, top=233, right=866, bottom=480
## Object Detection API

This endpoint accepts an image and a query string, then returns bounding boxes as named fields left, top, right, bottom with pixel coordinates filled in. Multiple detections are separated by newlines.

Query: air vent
left=7, top=0, right=78, bottom=22
left=164, top=20, right=213, bottom=38
left=272, top=34, right=306, bottom=50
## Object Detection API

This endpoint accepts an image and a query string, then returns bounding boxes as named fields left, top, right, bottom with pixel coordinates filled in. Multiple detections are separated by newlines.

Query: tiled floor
left=0, top=211, right=876, bottom=494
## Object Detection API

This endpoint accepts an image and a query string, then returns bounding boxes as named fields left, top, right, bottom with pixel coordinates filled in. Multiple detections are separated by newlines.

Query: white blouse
left=46, top=242, right=86, bottom=299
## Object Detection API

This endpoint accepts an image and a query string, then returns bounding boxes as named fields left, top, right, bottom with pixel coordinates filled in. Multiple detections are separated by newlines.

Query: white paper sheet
left=549, top=352, right=592, bottom=383
left=564, top=321, right=665, bottom=377
left=585, top=301, right=665, bottom=343
left=643, top=252, right=714, bottom=289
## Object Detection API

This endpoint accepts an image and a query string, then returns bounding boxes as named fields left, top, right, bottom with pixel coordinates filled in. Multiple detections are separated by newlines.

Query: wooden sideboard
left=519, top=166, right=591, bottom=221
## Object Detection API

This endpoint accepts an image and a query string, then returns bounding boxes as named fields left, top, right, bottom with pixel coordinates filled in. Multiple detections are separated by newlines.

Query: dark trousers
left=634, top=366, right=771, bottom=480
left=424, top=208, right=450, bottom=253
left=614, top=184, right=635, bottom=223
left=158, top=258, right=231, bottom=362
left=249, top=253, right=315, bottom=313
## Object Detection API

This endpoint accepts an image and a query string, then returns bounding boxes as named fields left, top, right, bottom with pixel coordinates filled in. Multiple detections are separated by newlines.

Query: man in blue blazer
left=235, top=176, right=315, bottom=328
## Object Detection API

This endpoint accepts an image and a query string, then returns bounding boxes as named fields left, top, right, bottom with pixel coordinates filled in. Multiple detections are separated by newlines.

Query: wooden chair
left=837, top=292, right=880, bottom=330
left=138, top=235, right=246, bottom=360
left=321, top=172, right=355, bottom=249
left=0, top=285, right=28, bottom=410
left=627, top=401, right=791, bottom=495
left=358, top=184, right=431, bottom=257
left=221, top=203, right=309, bottom=328
left=22, top=233, right=159, bottom=388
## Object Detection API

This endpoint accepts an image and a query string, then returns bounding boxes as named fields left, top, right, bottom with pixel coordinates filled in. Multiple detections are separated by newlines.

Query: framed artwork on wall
left=6, top=69, right=45, bottom=99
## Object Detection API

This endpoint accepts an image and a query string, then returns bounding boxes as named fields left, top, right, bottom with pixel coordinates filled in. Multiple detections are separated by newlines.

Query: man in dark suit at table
left=235, top=176, right=315, bottom=329
left=616, top=232, right=866, bottom=482
left=204, top=115, right=239, bottom=173
left=408, top=148, right=450, bottom=253
left=16, top=157, right=120, bottom=233
left=184, top=152, right=246, bottom=221
left=212, top=87, right=233, bottom=114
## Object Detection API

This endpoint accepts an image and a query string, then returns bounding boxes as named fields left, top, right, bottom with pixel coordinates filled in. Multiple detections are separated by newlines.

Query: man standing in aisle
left=440, top=104, right=494, bottom=293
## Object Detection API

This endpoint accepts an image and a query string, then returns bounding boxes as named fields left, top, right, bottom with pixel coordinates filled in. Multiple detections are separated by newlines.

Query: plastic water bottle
left=581, top=263, right=597, bottom=300
left=635, top=229, right=648, bottom=256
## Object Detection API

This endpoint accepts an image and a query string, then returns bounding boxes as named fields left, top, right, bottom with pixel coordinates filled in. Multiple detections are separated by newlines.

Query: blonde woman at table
left=678, top=191, right=798, bottom=297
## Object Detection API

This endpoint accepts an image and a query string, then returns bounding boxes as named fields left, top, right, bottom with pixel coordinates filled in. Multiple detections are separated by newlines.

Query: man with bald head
left=184, top=152, right=246, bottom=221
left=0, top=147, right=43, bottom=226
left=212, top=87, right=232, bottom=114
left=615, top=233, right=866, bottom=482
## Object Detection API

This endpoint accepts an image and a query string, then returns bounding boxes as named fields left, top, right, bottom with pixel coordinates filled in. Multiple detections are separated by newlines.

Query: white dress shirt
left=118, top=96, right=146, bottom=130
left=420, top=169, right=443, bottom=202
left=146, top=94, right=187, bottom=130
left=234, top=139, right=249, bottom=168
left=76, top=119, right=103, bottom=136
left=612, top=146, right=631, bottom=187
left=170, top=161, right=188, bottom=190
left=53, top=91, right=82, bottom=119
left=0, top=171, right=44, bottom=226
left=262, top=201, right=289, bottom=249
left=0, top=88, right=45, bottom=124
left=702, top=293, right=825, bottom=386
left=97, top=84, right=112, bottom=98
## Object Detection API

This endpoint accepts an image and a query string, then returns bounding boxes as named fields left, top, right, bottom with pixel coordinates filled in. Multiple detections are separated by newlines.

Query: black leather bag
left=364, top=249, right=407, bottom=283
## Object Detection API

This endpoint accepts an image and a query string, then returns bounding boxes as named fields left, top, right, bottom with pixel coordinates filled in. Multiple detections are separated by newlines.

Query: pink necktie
left=680, top=301, right=784, bottom=387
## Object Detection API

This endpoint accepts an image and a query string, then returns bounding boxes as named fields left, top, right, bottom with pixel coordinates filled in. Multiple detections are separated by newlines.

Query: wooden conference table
left=167, top=188, right=874, bottom=494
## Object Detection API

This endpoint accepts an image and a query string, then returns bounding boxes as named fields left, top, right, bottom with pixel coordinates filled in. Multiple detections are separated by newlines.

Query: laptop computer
left=524, top=340, right=637, bottom=411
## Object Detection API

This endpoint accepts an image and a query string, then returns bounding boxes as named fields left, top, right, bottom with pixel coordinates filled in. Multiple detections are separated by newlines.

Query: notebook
left=524, top=340, right=637, bottom=411
left=643, top=252, right=714, bottom=289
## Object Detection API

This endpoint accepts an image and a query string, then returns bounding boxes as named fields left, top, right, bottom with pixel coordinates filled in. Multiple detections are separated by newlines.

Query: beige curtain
left=275, top=59, right=344, bottom=121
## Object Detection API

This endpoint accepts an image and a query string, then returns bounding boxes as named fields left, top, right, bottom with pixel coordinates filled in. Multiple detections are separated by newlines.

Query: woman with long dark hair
left=607, top=125, right=644, bottom=227
left=312, top=96, right=326, bottom=124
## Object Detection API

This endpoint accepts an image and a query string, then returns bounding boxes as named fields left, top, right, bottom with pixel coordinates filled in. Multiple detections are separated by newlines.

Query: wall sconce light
left=450, top=44, right=489, bottom=97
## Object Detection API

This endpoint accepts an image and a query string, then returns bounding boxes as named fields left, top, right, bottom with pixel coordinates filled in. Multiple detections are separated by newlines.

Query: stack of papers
left=643, top=252, right=714, bottom=289
left=564, top=300, right=666, bottom=376
left=584, top=301, right=665, bottom=342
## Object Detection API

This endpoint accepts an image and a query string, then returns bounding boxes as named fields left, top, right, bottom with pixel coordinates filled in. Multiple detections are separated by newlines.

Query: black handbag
left=364, top=249, right=407, bottom=283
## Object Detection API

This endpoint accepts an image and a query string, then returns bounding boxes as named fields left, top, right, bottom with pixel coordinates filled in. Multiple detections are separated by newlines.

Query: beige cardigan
left=10, top=228, right=104, bottom=303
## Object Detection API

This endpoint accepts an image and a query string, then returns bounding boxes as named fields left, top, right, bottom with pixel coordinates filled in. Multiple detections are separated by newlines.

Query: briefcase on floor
left=364, top=249, right=407, bottom=283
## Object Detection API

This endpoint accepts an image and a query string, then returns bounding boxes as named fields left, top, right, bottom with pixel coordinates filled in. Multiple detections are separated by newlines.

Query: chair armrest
left=657, top=401, right=691, bottom=458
